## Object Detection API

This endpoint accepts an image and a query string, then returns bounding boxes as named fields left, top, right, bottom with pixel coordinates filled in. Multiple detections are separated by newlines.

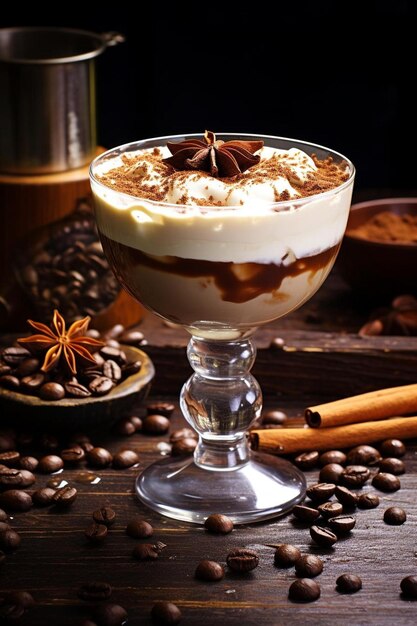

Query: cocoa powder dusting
left=349, top=211, right=417, bottom=243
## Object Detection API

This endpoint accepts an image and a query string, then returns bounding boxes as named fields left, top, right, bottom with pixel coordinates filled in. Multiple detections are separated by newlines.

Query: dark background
left=2, top=1, right=416, bottom=192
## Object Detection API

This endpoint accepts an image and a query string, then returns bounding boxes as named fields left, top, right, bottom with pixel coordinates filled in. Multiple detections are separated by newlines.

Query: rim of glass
left=90, top=132, right=355, bottom=211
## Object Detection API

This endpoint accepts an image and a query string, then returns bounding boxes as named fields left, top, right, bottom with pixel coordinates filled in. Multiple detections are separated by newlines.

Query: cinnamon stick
left=305, top=383, right=417, bottom=428
left=250, top=416, right=417, bottom=455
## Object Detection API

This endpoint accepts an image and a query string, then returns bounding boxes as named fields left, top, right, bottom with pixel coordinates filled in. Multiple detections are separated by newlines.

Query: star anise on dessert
left=18, top=310, right=104, bottom=375
left=359, top=294, right=417, bottom=337
left=163, top=130, right=264, bottom=177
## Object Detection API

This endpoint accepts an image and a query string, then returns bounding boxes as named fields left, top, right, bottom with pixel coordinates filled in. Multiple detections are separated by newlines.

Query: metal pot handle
left=101, top=32, right=126, bottom=47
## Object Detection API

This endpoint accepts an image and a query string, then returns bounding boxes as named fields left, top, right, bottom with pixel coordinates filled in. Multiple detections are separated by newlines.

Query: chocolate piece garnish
left=163, top=130, right=264, bottom=177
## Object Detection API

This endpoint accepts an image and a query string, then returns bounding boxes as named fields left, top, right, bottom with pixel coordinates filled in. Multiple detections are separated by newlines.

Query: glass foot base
left=135, top=452, right=306, bottom=524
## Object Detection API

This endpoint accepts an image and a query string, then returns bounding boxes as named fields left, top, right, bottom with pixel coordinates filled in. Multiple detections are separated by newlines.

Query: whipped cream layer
left=92, top=143, right=353, bottom=265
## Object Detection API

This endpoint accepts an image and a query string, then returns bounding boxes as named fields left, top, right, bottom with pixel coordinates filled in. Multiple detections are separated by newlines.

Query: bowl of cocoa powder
left=337, top=198, right=417, bottom=299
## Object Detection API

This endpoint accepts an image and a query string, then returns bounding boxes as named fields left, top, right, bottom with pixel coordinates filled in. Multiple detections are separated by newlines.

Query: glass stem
left=180, top=335, right=262, bottom=471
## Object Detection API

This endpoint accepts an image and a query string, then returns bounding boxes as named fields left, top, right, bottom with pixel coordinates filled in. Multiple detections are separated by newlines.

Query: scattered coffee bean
left=335, top=486, right=358, bottom=508
left=89, top=376, right=114, bottom=396
left=306, top=483, right=336, bottom=503
left=151, top=601, right=182, bottom=625
left=318, top=502, right=343, bottom=519
left=328, top=515, right=356, bottom=535
left=85, top=523, right=108, bottom=544
left=126, top=519, right=153, bottom=539
left=64, top=381, right=91, bottom=398
left=52, top=485, right=77, bottom=507
left=262, top=409, right=287, bottom=426
left=0, top=374, right=20, bottom=390
left=61, top=446, right=85, bottom=464
left=21, top=373, right=46, bottom=392
left=0, top=529, right=21, bottom=552
left=93, top=602, right=127, bottom=626
left=401, top=575, right=417, bottom=598
left=143, top=415, right=170, bottom=435
left=103, top=360, right=122, bottom=382
left=2, top=347, right=30, bottom=366
left=169, top=428, right=197, bottom=443
left=195, top=559, right=225, bottom=582
left=119, top=329, right=145, bottom=346
left=132, top=541, right=166, bottom=560
left=78, top=581, right=112, bottom=601
left=100, top=346, right=127, bottom=366
left=0, top=451, right=20, bottom=467
left=122, top=360, right=142, bottom=378
left=93, top=507, right=116, bottom=527
left=0, top=509, right=7, bottom=522
left=294, top=451, right=319, bottom=471
left=16, top=358, right=40, bottom=377
left=274, top=544, right=301, bottom=567
left=112, top=449, right=139, bottom=469
left=114, top=418, right=136, bottom=436
left=19, top=469, right=36, bottom=488
left=38, top=455, right=64, bottom=473
left=19, top=456, right=38, bottom=471
left=32, top=487, right=56, bottom=507
left=0, top=467, right=23, bottom=487
left=171, top=438, right=197, bottom=456
left=380, top=439, right=406, bottom=458
left=319, top=463, right=344, bottom=484
left=357, top=493, right=380, bottom=509
left=341, top=465, right=371, bottom=488
left=147, top=402, right=175, bottom=418
left=379, top=457, right=405, bottom=475
left=226, top=548, right=259, bottom=573
left=292, top=505, right=320, bottom=523
left=295, top=554, right=324, bottom=577
left=347, top=445, right=381, bottom=466
left=336, top=574, right=362, bottom=593
left=0, top=490, right=32, bottom=512
left=105, top=324, right=125, bottom=340
left=310, top=525, right=338, bottom=547
left=129, top=416, right=142, bottom=431
left=384, top=506, right=406, bottom=525
left=288, top=578, right=321, bottom=602
left=372, top=472, right=401, bottom=492
left=88, top=448, right=113, bottom=468
left=319, top=450, right=347, bottom=466
left=39, top=382, right=65, bottom=401
left=204, top=513, right=234, bottom=535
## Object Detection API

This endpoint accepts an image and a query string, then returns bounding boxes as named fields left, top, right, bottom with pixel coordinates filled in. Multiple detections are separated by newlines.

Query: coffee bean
left=114, top=418, right=136, bottom=436
left=85, top=523, right=108, bottom=544
left=19, top=456, right=38, bottom=472
left=358, top=493, right=380, bottom=509
left=336, top=574, right=362, bottom=593
left=93, top=603, right=127, bottom=626
left=129, top=416, right=142, bottom=431
left=347, top=445, right=381, bottom=466
left=151, top=601, right=182, bottom=625
left=328, top=515, right=356, bottom=535
left=0, top=490, right=32, bottom=512
left=380, top=439, right=406, bottom=458
left=262, top=409, right=287, bottom=426
left=294, top=451, right=319, bottom=470
left=0, top=365, right=11, bottom=377
left=52, top=486, right=77, bottom=507
left=195, top=559, right=225, bottom=582
left=93, top=507, right=116, bottom=527
left=372, top=472, right=401, bottom=492
left=310, top=525, right=338, bottom=547
left=147, top=401, right=175, bottom=418
left=104, top=324, right=125, bottom=340
left=88, top=448, right=113, bottom=468
left=38, top=455, right=64, bottom=473
left=204, top=513, right=234, bottom=535
left=89, top=376, right=114, bottom=396
left=169, top=428, right=197, bottom=443
left=306, top=483, right=336, bottom=503
left=143, top=415, right=170, bottom=435
left=122, top=360, right=142, bottom=378
left=132, top=541, right=166, bottom=560
left=379, top=457, right=405, bottom=475
left=319, top=450, right=347, bottom=466
left=112, top=449, right=139, bottom=469
left=0, top=467, right=22, bottom=487
left=226, top=548, right=259, bottom=572
left=2, top=347, right=30, bottom=366
left=341, top=465, right=371, bottom=488
left=0, top=451, right=20, bottom=467
left=0, top=529, right=21, bottom=552
left=61, top=446, right=85, bottom=464
left=100, top=346, right=127, bottom=365
left=295, top=554, right=324, bottom=577
left=0, top=375, right=20, bottom=390
left=19, top=470, right=36, bottom=488
left=0, top=509, right=7, bottom=522
left=318, top=502, right=343, bottom=519
left=335, top=486, right=358, bottom=508
left=384, top=506, right=406, bottom=525
left=21, top=373, right=46, bottom=392
left=16, top=358, right=40, bottom=377
left=32, top=487, right=56, bottom=507
left=78, top=581, right=112, bottom=602
left=292, top=505, right=320, bottom=523
left=319, top=463, right=344, bottom=484
left=126, top=519, right=153, bottom=538
left=274, top=544, right=301, bottom=567
left=288, top=578, right=320, bottom=602
left=401, top=575, right=417, bottom=598
left=119, top=329, right=145, bottom=345
left=171, top=438, right=197, bottom=456
left=64, top=381, right=91, bottom=398
left=103, top=360, right=122, bottom=382
left=39, top=382, right=65, bottom=401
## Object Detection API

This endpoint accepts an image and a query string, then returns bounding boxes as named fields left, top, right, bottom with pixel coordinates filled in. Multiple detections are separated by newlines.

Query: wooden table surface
left=2, top=272, right=417, bottom=626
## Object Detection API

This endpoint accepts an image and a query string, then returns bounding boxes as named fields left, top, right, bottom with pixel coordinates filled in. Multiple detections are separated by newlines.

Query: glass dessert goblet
left=90, top=134, right=355, bottom=524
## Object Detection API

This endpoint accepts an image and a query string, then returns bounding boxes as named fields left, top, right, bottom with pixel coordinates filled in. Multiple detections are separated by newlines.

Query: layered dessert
left=91, top=133, right=354, bottom=338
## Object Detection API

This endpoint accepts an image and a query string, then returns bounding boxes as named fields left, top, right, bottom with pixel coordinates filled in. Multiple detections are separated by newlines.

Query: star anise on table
left=163, top=130, right=264, bottom=177
left=359, top=294, right=417, bottom=337
left=18, top=310, right=104, bottom=375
